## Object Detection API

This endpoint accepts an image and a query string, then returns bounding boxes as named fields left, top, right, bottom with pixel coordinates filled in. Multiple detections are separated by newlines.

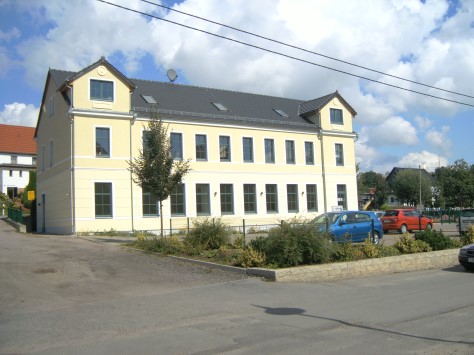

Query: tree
left=128, top=111, right=191, bottom=237
left=434, top=159, right=474, bottom=207
left=21, top=171, right=36, bottom=209
left=357, top=171, right=389, bottom=209
left=392, top=169, right=432, bottom=206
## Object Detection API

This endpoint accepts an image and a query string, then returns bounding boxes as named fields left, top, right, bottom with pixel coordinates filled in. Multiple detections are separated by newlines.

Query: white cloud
left=0, top=27, right=20, bottom=41
left=3, top=0, right=474, bottom=174
left=425, top=126, right=451, bottom=154
left=0, top=102, right=39, bottom=127
left=397, top=151, right=448, bottom=172
left=361, top=116, right=418, bottom=147
left=414, top=115, right=432, bottom=130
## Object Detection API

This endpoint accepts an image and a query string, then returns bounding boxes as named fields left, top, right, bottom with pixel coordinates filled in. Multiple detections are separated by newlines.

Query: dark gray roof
left=47, top=58, right=356, bottom=132
left=386, top=167, right=434, bottom=186
left=299, top=91, right=357, bottom=117
left=131, top=78, right=319, bottom=130
left=57, top=57, right=136, bottom=91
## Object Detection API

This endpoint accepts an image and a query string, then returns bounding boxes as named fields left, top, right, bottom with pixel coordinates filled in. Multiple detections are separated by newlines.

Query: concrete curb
left=248, top=249, right=459, bottom=282
left=77, top=234, right=460, bottom=282
left=1, top=217, right=26, bottom=233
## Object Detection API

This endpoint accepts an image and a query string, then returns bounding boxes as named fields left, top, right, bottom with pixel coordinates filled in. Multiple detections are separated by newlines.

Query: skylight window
left=273, top=109, right=289, bottom=118
left=212, top=102, right=228, bottom=111
left=141, top=95, right=157, bottom=104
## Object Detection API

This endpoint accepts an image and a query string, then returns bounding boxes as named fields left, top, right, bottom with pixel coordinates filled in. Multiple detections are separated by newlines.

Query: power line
left=97, top=0, right=474, bottom=108
left=141, top=0, right=474, bottom=100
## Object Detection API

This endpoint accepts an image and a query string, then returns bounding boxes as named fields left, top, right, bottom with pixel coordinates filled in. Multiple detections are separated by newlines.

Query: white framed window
left=49, top=140, right=53, bottom=167
left=90, top=79, right=114, bottom=101
left=49, top=95, right=55, bottom=117
left=335, top=143, right=344, bottom=166
left=96, top=127, right=110, bottom=157
left=95, top=182, right=113, bottom=218
left=41, top=145, right=45, bottom=171
left=171, top=132, right=183, bottom=160
left=330, top=108, right=343, bottom=124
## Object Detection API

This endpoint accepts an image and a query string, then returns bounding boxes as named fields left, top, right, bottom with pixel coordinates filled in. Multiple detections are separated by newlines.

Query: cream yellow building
left=35, top=57, right=358, bottom=235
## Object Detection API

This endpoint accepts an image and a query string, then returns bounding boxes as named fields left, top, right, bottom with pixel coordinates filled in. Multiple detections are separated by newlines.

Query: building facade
left=35, top=57, right=359, bottom=234
left=0, top=124, right=36, bottom=200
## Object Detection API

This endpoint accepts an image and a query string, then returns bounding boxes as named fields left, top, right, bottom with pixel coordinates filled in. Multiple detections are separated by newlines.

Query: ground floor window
left=337, top=184, right=347, bottom=210
left=220, top=184, right=234, bottom=215
left=171, top=184, right=186, bottom=216
left=243, top=184, right=256, bottom=213
left=196, top=184, right=210, bottom=215
left=142, top=190, right=158, bottom=216
left=95, top=182, right=112, bottom=218
left=306, top=184, right=318, bottom=212
left=287, top=184, right=299, bottom=212
left=265, top=184, right=278, bottom=213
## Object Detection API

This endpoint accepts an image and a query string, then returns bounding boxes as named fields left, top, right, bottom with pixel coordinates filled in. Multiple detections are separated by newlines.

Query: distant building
left=0, top=124, right=36, bottom=199
left=386, top=167, right=434, bottom=206
left=35, top=57, right=359, bottom=234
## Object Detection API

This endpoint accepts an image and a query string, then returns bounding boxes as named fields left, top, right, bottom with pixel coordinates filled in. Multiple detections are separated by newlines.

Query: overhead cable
left=141, top=0, right=474, bottom=100
left=97, top=0, right=474, bottom=108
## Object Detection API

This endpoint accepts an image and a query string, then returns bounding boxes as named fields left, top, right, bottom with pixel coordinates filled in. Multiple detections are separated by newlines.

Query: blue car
left=312, top=211, right=384, bottom=244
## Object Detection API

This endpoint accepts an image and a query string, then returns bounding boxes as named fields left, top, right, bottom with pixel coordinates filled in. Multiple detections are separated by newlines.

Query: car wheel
left=371, top=231, right=380, bottom=245
left=425, top=223, right=432, bottom=231
left=400, top=224, right=408, bottom=234
left=383, top=230, right=388, bottom=234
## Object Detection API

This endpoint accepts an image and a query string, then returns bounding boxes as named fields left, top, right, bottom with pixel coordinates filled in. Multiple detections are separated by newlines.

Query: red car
left=380, top=209, right=433, bottom=234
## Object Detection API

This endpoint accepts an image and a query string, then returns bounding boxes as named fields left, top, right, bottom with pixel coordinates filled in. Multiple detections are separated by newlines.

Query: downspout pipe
left=318, top=129, right=328, bottom=213
left=66, top=84, right=76, bottom=235
left=130, top=110, right=137, bottom=233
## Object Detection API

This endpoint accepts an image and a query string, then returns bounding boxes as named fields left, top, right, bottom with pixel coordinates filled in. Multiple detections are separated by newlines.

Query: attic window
left=90, top=79, right=113, bottom=101
left=273, top=109, right=289, bottom=118
left=212, top=102, right=228, bottom=111
left=141, top=95, right=157, bottom=104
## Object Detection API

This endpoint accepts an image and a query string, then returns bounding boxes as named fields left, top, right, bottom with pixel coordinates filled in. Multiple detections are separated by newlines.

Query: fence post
left=170, top=218, right=172, bottom=237
left=371, top=219, right=375, bottom=242
left=242, top=219, right=246, bottom=247
left=187, top=217, right=190, bottom=235
left=419, top=215, right=422, bottom=231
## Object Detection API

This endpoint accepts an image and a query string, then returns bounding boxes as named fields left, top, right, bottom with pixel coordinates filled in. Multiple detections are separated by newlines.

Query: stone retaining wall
left=248, top=249, right=459, bottom=282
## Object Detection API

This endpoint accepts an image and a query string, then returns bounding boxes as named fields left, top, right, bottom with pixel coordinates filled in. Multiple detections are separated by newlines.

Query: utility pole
left=419, top=165, right=422, bottom=206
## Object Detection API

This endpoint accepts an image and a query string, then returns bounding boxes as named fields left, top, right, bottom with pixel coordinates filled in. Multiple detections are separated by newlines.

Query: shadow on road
left=252, top=304, right=474, bottom=346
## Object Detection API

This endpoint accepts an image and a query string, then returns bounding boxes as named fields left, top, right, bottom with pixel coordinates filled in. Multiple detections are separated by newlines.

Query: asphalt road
left=1, top=219, right=473, bottom=355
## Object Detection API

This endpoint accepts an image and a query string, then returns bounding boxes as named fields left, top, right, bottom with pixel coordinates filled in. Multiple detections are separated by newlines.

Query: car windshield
left=313, top=213, right=341, bottom=225
left=384, top=210, right=399, bottom=217
left=461, top=209, right=474, bottom=217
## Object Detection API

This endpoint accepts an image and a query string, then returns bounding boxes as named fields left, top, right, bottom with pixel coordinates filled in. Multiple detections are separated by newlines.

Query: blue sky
left=0, top=0, right=473, bottom=174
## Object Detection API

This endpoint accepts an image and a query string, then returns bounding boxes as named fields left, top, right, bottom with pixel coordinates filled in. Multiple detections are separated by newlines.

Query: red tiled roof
left=0, top=124, right=36, bottom=155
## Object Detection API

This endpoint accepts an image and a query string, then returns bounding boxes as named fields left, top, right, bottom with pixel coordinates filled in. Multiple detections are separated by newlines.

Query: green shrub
left=394, top=233, right=432, bottom=254
left=237, top=246, right=266, bottom=268
left=250, top=218, right=333, bottom=267
left=376, top=245, right=400, bottom=257
left=135, top=236, right=197, bottom=255
left=461, top=225, right=474, bottom=246
left=332, top=235, right=358, bottom=261
left=233, top=235, right=245, bottom=249
left=185, top=218, right=231, bottom=250
left=414, top=229, right=459, bottom=250
left=361, top=237, right=379, bottom=258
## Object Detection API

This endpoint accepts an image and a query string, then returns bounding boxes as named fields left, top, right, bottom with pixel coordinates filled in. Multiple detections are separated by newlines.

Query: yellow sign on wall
left=28, top=191, right=36, bottom=201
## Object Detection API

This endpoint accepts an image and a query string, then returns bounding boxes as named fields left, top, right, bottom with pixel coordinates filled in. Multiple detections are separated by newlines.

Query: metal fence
left=7, top=207, right=25, bottom=224
left=154, top=217, right=280, bottom=239
left=423, top=208, right=462, bottom=223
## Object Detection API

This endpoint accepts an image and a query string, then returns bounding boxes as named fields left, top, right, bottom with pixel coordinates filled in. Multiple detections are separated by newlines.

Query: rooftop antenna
left=167, top=69, right=178, bottom=83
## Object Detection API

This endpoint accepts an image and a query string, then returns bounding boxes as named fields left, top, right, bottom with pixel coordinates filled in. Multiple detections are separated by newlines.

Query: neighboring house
left=0, top=124, right=36, bottom=200
left=35, top=57, right=359, bottom=235
left=386, top=167, right=434, bottom=206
